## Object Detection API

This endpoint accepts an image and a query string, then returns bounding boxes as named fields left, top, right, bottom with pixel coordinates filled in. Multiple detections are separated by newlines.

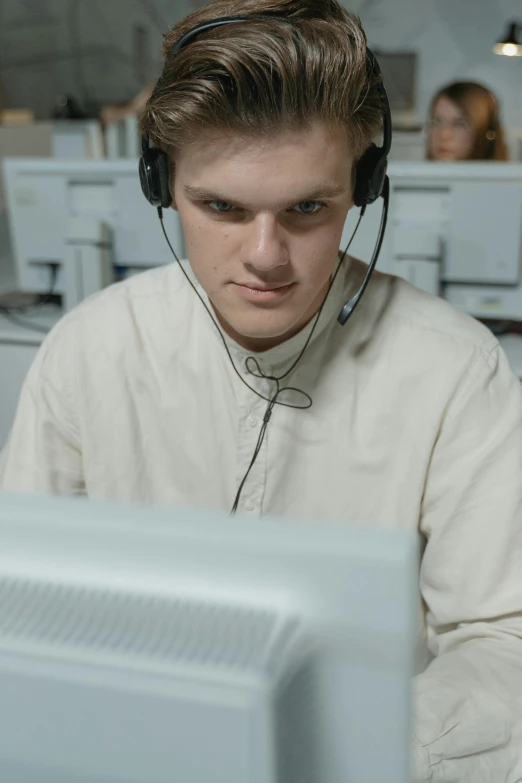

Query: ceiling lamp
left=493, top=22, right=522, bottom=57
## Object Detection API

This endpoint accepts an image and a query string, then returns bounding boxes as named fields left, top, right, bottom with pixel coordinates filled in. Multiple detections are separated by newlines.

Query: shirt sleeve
left=0, top=317, right=85, bottom=495
left=413, top=342, right=522, bottom=782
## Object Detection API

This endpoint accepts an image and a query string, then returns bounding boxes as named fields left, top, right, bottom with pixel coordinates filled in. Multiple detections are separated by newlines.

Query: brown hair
left=428, top=81, right=508, bottom=161
left=139, top=0, right=384, bottom=167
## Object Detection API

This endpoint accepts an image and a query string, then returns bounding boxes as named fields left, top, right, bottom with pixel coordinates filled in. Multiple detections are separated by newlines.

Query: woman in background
left=427, top=81, right=508, bottom=161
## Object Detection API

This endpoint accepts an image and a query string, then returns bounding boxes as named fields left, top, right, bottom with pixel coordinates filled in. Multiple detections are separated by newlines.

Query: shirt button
left=244, top=500, right=255, bottom=513
left=247, top=414, right=258, bottom=428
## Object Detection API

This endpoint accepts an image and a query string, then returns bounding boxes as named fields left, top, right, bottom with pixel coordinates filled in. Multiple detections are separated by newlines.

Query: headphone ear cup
left=139, top=147, right=172, bottom=208
left=156, top=150, right=172, bottom=209
left=354, top=144, right=388, bottom=208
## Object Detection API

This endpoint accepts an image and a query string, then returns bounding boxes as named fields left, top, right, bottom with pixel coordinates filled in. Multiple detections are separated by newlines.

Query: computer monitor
left=0, top=493, right=417, bottom=783
left=2, top=158, right=185, bottom=295
left=381, top=162, right=522, bottom=318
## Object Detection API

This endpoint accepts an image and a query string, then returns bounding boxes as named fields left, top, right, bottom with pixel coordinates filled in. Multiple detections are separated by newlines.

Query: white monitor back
left=372, top=162, right=522, bottom=319
left=3, top=159, right=184, bottom=294
left=0, top=493, right=417, bottom=783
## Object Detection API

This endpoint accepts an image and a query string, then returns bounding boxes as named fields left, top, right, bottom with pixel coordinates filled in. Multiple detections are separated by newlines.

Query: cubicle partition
left=3, top=159, right=522, bottom=321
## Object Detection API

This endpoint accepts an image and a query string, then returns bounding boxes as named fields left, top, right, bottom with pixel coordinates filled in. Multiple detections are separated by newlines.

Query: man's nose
left=240, top=214, right=290, bottom=272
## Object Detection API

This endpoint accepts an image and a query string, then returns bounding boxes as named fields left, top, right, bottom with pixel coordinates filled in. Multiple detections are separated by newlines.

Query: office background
left=1, top=0, right=521, bottom=128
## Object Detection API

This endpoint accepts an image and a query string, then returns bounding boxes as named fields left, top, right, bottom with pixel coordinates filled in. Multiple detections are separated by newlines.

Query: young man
left=1, top=0, right=522, bottom=779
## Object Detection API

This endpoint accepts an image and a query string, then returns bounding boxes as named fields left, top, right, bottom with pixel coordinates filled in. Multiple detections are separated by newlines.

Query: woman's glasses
left=427, top=117, right=473, bottom=134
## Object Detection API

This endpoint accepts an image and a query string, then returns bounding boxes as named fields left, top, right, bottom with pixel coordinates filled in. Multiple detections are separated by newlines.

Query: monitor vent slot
left=0, top=577, right=297, bottom=674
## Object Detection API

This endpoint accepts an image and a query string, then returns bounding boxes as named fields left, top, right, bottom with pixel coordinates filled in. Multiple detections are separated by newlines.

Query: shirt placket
left=234, top=369, right=273, bottom=517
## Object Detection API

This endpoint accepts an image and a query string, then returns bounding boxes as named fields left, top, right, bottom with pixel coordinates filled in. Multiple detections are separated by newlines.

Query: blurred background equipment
left=340, top=162, right=522, bottom=320
left=7, top=158, right=522, bottom=323
left=2, top=158, right=185, bottom=297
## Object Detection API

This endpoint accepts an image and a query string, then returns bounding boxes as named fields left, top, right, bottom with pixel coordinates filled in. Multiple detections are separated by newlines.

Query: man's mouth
left=231, top=282, right=296, bottom=302
left=238, top=282, right=294, bottom=291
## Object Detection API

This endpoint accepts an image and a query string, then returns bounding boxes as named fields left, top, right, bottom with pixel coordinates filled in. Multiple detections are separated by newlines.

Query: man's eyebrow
left=184, top=185, right=233, bottom=202
left=183, top=183, right=347, bottom=205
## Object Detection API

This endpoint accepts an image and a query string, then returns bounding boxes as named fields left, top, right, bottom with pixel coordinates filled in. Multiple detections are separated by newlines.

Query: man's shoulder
left=33, top=263, right=197, bottom=379
left=81, top=262, right=186, bottom=316
left=367, top=264, right=499, bottom=359
left=52, top=263, right=189, bottom=340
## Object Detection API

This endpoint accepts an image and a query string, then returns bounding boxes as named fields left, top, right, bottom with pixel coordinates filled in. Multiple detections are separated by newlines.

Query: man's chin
left=215, top=310, right=303, bottom=352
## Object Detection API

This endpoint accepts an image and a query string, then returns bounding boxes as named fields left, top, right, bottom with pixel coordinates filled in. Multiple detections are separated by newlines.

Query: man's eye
left=292, top=201, right=324, bottom=215
left=208, top=201, right=236, bottom=213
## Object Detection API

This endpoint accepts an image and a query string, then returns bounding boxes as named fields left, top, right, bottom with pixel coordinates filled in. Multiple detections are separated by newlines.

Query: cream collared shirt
left=1, top=258, right=522, bottom=782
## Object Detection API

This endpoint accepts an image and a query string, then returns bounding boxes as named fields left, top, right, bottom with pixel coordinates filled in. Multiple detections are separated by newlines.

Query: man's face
left=172, top=122, right=355, bottom=352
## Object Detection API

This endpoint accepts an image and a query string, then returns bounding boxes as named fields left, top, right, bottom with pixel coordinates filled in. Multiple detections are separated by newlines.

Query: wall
left=0, top=0, right=204, bottom=118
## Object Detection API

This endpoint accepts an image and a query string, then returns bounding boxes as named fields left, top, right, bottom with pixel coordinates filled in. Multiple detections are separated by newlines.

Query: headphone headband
left=171, top=14, right=292, bottom=58
left=139, top=14, right=392, bottom=209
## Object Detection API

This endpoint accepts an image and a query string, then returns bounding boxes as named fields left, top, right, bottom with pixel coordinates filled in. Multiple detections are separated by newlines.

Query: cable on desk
left=0, top=265, right=59, bottom=315
left=0, top=265, right=60, bottom=334
left=0, top=308, right=52, bottom=335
